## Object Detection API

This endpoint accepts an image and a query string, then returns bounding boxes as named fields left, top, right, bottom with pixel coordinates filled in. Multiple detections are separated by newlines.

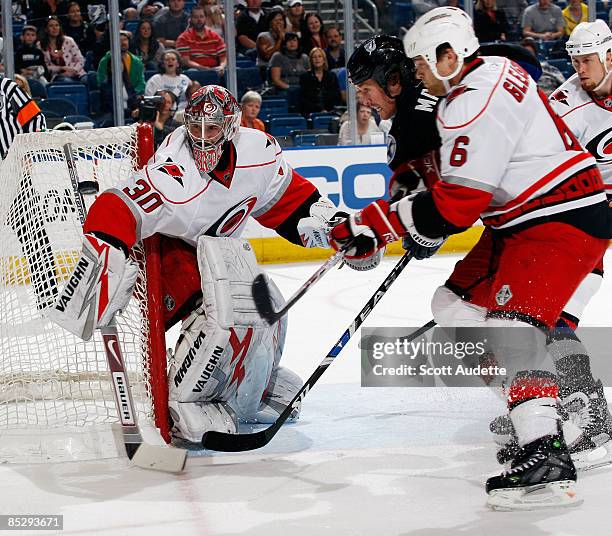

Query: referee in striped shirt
left=0, top=76, right=46, bottom=159
left=1, top=76, right=54, bottom=310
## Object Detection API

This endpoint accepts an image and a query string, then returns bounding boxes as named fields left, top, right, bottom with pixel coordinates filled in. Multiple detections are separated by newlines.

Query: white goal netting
left=0, top=125, right=167, bottom=462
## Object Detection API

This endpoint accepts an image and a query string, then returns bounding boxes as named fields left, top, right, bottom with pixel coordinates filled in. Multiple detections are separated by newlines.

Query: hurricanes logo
left=155, top=157, right=186, bottom=185
left=550, top=90, right=569, bottom=106
left=203, top=102, right=216, bottom=114
left=585, top=128, right=612, bottom=163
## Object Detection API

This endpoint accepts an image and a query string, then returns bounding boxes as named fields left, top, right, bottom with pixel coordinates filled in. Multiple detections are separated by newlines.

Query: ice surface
left=1, top=252, right=611, bottom=535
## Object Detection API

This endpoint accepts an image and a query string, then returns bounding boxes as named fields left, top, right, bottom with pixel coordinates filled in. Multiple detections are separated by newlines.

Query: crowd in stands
left=0, top=1, right=610, bottom=147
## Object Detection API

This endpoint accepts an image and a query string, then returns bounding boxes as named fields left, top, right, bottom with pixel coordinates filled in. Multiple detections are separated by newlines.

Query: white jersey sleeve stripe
left=443, top=174, right=498, bottom=193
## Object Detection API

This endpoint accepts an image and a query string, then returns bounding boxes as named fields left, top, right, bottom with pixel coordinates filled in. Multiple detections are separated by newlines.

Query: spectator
left=324, top=26, right=345, bottom=69
left=138, top=0, right=164, bottom=20
left=40, top=16, right=86, bottom=82
left=14, top=74, right=32, bottom=97
left=520, top=36, right=565, bottom=94
left=474, top=0, right=509, bottom=42
left=98, top=31, right=145, bottom=116
left=15, top=24, right=50, bottom=85
left=522, top=0, right=565, bottom=41
left=82, top=16, right=110, bottom=70
left=131, top=20, right=166, bottom=70
left=145, top=49, right=193, bottom=110
left=240, top=90, right=266, bottom=131
left=562, top=0, right=588, bottom=37
left=285, top=0, right=304, bottom=35
left=29, top=0, right=69, bottom=30
left=269, top=32, right=309, bottom=91
left=256, top=9, right=286, bottom=70
left=299, top=47, right=341, bottom=116
left=338, top=102, right=384, bottom=146
left=300, top=12, right=326, bottom=56
left=236, top=0, right=268, bottom=57
left=173, top=78, right=201, bottom=123
left=496, top=0, right=528, bottom=40
left=62, top=2, right=88, bottom=54
left=152, top=90, right=181, bottom=147
left=199, top=0, right=226, bottom=38
left=176, top=6, right=227, bottom=72
left=154, top=0, right=189, bottom=48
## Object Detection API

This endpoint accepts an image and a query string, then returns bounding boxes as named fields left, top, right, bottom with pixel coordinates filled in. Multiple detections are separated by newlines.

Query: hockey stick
left=202, top=251, right=413, bottom=452
left=63, top=143, right=187, bottom=473
left=252, top=243, right=351, bottom=325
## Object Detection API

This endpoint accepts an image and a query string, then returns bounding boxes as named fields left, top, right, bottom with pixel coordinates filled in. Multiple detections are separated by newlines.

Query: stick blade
left=202, top=429, right=269, bottom=452
left=130, top=444, right=187, bottom=473
left=252, top=274, right=279, bottom=325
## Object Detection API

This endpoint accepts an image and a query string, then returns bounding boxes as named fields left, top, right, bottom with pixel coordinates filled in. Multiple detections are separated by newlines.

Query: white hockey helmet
left=403, top=7, right=480, bottom=82
left=566, top=19, right=612, bottom=66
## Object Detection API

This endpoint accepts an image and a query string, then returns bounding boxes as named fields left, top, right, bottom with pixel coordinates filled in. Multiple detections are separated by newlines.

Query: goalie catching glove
left=330, top=197, right=446, bottom=261
left=296, top=197, right=348, bottom=249
left=48, top=233, right=139, bottom=340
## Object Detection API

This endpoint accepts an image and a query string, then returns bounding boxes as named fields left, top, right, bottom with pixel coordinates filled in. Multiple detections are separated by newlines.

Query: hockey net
left=0, top=124, right=169, bottom=462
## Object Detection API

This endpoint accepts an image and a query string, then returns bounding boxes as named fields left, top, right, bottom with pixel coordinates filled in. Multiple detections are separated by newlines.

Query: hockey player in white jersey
left=331, top=7, right=611, bottom=510
left=489, top=21, right=612, bottom=473
left=493, top=20, right=612, bottom=472
left=48, top=85, right=345, bottom=445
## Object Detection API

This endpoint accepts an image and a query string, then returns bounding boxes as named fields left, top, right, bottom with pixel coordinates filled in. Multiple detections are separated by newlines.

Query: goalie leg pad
left=167, top=306, right=231, bottom=402
left=48, top=233, right=138, bottom=340
left=232, top=276, right=290, bottom=420
left=252, top=366, right=303, bottom=424
left=169, top=400, right=238, bottom=443
left=169, top=237, right=288, bottom=408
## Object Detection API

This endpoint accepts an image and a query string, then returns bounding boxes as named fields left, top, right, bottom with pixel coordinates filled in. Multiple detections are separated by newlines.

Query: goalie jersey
left=549, top=74, right=612, bottom=193
left=417, top=56, right=608, bottom=238
left=84, top=126, right=318, bottom=248
left=84, top=126, right=322, bottom=327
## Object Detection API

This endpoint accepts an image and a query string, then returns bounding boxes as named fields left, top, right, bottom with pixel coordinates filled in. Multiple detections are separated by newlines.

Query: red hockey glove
left=330, top=200, right=403, bottom=259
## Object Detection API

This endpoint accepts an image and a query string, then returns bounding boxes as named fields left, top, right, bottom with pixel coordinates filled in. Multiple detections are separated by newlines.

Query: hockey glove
left=297, top=197, right=348, bottom=249
left=389, top=151, right=442, bottom=202
left=396, top=195, right=446, bottom=259
left=330, top=198, right=445, bottom=262
left=48, top=233, right=139, bottom=340
left=389, top=161, right=422, bottom=202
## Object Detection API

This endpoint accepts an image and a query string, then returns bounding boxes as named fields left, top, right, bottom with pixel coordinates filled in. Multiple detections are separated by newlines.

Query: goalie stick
left=202, top=251, right=413, bottom=452
left=63, top=142, right=187, bottom=473
left=252, top=243, right=351, bottom=325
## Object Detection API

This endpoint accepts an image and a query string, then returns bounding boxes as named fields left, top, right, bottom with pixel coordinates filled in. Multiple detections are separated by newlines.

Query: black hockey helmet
left=347, top=35, right=415, bottom=94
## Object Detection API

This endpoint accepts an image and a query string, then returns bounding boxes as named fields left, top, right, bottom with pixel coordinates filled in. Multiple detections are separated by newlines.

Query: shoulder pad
left=233, top=127, right=281, bottom=167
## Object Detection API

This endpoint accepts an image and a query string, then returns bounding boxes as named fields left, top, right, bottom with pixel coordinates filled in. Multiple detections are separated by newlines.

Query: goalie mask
left=184, top=85, right=241, bottom=173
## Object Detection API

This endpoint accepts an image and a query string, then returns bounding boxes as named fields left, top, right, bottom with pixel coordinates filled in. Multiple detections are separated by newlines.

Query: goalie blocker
left=48, top=233, right=139, bottom=340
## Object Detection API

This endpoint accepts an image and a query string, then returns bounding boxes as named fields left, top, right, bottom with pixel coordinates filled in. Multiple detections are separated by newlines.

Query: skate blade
left=487, top=480, right=583, bottom=511
left=572, top=440, right=612, bottom=472
left=131, top=444, right=187, bottom=474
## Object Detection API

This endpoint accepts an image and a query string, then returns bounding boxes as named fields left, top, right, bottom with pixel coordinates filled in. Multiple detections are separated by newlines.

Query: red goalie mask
left=183, top=85, right=241, bottom=173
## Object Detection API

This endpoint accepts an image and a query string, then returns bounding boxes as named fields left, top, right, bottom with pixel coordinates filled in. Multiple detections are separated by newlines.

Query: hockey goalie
left=48, top=85, right=351, bottom=444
